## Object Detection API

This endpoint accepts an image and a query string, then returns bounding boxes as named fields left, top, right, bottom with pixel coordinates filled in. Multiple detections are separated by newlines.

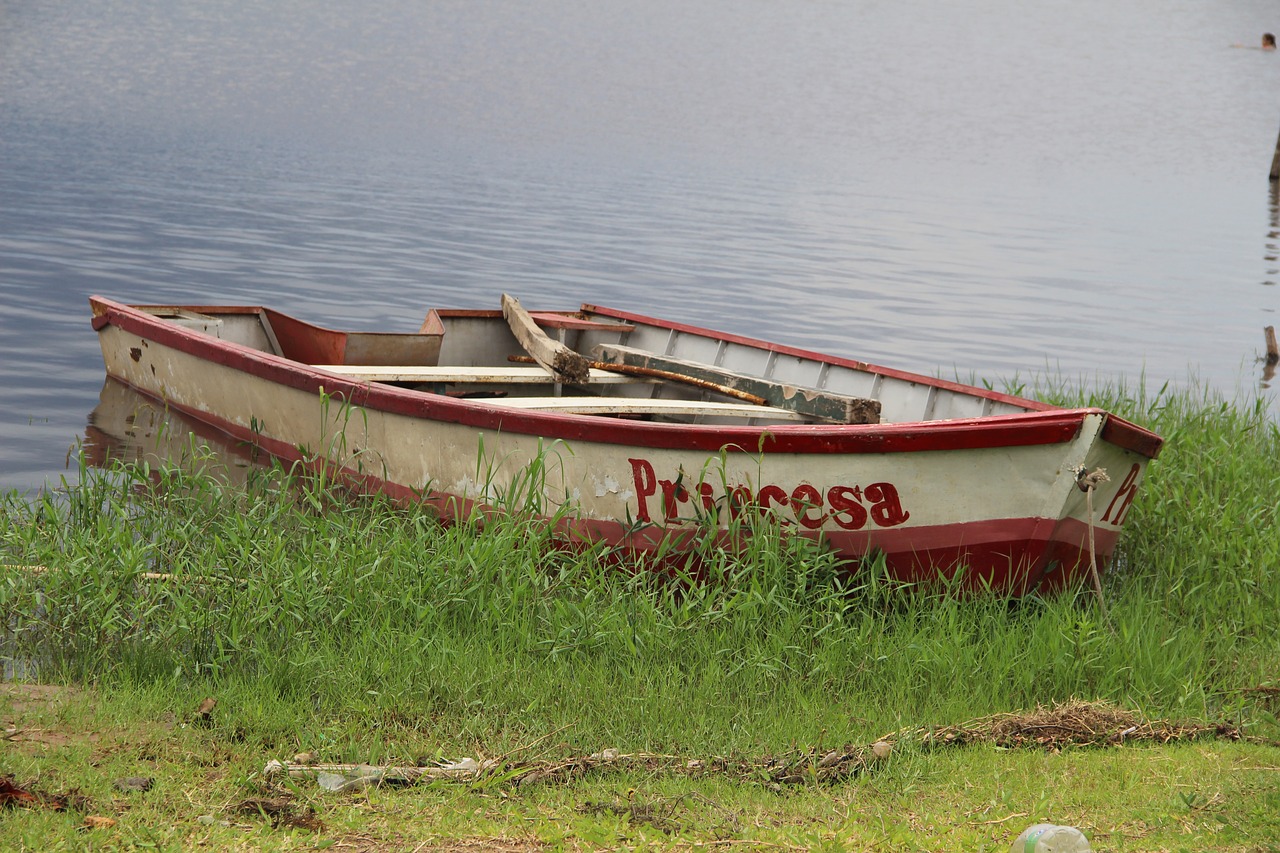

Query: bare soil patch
left=233, top=796, right=323, bottom=832
left=1, top=682, right=95, bottom=749
left=1, top=682, right=79, bottom=715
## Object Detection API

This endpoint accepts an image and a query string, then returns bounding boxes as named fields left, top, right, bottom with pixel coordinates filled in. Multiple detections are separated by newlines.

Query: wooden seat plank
left=464, top=396, right=805, bottom=420
left=529, top=312, right=635, bottom=332
left=312, top=365, right=652, bottom=385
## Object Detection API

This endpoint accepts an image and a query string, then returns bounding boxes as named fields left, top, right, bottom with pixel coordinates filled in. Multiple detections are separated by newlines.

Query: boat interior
left=138, top=301, right=1035, bottom=426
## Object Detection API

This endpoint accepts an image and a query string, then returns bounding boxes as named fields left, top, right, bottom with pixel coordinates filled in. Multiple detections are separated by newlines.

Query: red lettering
left=658, top=478, right=690, bottom=522
left=865, top=482, right=909, bottom=527
left=1101, top=463, right=1141, bottom=525
left=758, top=484, right=789, bottom=511
left=630, top=464, right=912, bottom=532
left=628, top=458, right=657, bottom=522
left=698, top=482, right=716, bottom=514
left=826, top=485, right=868, bottom=530
left=790, top=484, right=828, bottom=529
left=727, top=485, right=753, bottom=519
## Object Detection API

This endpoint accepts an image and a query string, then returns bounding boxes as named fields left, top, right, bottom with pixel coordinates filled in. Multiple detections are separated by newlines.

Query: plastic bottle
left=1010, top=824, right=1092, bottom=853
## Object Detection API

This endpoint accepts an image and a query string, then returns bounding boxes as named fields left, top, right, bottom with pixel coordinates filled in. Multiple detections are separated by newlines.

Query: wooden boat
left=89, top=294, right=1163, bottom=595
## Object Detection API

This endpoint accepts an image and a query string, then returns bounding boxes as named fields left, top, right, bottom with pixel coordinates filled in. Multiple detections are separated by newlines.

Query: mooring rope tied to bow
left=1075, top=465, right=1113, bottom=627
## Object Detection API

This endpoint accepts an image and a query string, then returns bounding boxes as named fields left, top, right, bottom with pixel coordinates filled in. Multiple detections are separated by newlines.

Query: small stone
left=113, top=776, right=154, bottom=793
left=871, top=741, right=892, bottom=760
left=192, top=697, right=217, bottom=726
left=292, top=752, right=315, bottom=765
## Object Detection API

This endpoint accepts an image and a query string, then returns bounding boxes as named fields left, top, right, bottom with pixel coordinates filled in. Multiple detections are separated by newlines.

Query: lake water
left=3, top=0, right=1279, bottom=493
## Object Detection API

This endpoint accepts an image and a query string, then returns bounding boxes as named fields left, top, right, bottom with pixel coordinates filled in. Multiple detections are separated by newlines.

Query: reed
left=2, top=379, right=1278, bottom=758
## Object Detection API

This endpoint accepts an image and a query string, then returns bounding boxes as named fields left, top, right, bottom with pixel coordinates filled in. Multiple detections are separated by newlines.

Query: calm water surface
left=3, top=1, right=1279, bottom=492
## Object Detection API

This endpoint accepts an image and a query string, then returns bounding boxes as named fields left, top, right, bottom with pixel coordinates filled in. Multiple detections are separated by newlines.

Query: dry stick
left=970, top=812, right=1030, bottom=827
left=2, top=564, right=244, bottom=586
left=682, top=842, right=809, bottom=851
left=507, top=355, right=767, bottom=406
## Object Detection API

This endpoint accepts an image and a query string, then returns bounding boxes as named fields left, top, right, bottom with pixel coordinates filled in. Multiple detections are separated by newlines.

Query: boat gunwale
left=90, top=296, right=1162, bottom=459
left=577, top=303, right=1044, bottom=408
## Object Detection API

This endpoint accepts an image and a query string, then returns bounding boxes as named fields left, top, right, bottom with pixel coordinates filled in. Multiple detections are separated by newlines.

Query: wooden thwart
left=592, top=344, right=881, bottom=424
left=528, top=312, right=635, bottom=333
left=312, top=365, right=650, bottom=385
left=466, top=395, right=805, bottom=420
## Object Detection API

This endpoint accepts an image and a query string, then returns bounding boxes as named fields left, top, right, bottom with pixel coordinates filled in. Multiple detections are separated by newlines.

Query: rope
left=1075, top=466, right=1113, bottom=627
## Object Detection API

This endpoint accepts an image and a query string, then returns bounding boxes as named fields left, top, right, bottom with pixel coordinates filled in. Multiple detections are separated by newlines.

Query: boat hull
left=90, top=297, right=1160, bottom=595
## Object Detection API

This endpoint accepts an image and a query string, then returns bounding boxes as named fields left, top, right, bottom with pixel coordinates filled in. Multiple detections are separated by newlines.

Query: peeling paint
left=452, top=476, right=484, bottom=500
left=592, top=473, right=621, bottom=497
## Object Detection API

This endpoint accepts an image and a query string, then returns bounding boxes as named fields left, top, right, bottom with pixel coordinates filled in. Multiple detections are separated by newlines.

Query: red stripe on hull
left=563, top=514, right=1114, bottom=595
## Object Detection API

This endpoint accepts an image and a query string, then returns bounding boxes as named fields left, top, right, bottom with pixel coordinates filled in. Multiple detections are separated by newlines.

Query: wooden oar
left=507, top=354, right=767, bottom=406
left=592, top=344, right=881, bottom=424
left=500, top=294, right=591, bottom=384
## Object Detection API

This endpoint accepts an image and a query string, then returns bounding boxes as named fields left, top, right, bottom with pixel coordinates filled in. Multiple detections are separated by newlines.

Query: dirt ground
left=1, top=682, right=93, bottom=751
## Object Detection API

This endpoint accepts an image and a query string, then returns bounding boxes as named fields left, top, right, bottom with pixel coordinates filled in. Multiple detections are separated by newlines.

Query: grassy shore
left=2, top=381, right=1279, bottom=850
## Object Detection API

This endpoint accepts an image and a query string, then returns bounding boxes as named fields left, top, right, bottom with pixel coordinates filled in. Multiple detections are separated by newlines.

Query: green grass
left=2, top=379, right=1279, bottom=850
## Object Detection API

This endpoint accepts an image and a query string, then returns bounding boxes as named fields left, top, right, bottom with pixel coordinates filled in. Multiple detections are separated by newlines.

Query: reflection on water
left=1263, top=182, right=1280, bottom=388
left=3, top=0, right=1280, bottom=492
left=1264, top=323, right=1280, bottom=387
left=85, top=379, right=268, bottom=488
left=1266, top=181, right=1280, bottom=290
